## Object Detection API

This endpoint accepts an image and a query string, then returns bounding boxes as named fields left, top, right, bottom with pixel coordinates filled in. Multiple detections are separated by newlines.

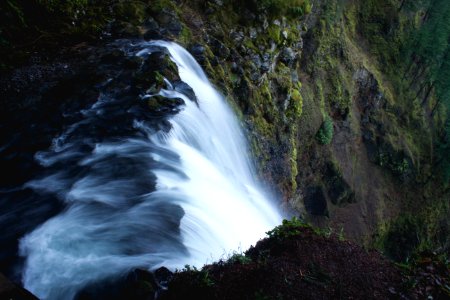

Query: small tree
left=316, top=115, right=334, bottom=145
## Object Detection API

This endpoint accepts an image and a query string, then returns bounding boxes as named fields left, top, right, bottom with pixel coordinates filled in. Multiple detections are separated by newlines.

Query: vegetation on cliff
left=1, top=0, right=449, bottom=288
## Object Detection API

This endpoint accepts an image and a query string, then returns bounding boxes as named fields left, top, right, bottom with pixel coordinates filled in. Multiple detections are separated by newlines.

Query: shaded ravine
left=18, top=41, right=282, bottom=300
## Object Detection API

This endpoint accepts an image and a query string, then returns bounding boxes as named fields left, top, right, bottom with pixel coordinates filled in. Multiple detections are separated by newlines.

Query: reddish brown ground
left=162, top=226, right=412, bottom=300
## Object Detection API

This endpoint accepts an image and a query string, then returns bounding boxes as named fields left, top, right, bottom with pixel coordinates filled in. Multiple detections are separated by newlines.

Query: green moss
left=148, top=0, right=177, bottom=12
left=113, top=1, right=147, bottom=25
left=243, top=38, right=258, bottom=52
left=287, top=88, right=303, bottom=120
left=178, top=25, right=192, bottom=46
left=267, top=25, right=282, bottom=45
left=374, top=191, right=450, bottom=262
left=286, top=27, right=301, bottom=45
left=273, top=62, right=293, bottom=92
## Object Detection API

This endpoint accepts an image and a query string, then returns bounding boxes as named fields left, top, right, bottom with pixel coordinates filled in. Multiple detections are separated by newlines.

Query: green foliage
left=401, top=0, right=450, bottom=186
left=228, top=252, right=252, bottom=265
left=378, top=215, right=421, bottom=261
left=287, top=88, right=303, bottom=120
left=181, top=265, right=215, bottom=287
left=266, top=217, right=309, bottom=240
left=316, top=115, right=334, bottom=145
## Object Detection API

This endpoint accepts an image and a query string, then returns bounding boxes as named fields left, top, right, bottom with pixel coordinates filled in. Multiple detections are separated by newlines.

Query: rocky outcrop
left=0, top=273, right=38, bottom=300
left=159, top=220, right=447, bottom=300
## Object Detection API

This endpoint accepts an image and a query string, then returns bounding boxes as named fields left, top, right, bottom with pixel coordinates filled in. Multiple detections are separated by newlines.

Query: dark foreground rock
left=0, top=273, right=38, bottom=300
left=159, top=220, right=449, bottom=300
left=162, top=225, right=404, bottom=299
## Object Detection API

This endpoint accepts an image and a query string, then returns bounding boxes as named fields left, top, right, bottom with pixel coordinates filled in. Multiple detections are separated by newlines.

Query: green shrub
left=266, top=217, right=309, bottom=240
left=316, top=115, right=334, bottom=145
left=181, top=265, right=215, bottom=287
left=228, top=252, right=252, bottom=264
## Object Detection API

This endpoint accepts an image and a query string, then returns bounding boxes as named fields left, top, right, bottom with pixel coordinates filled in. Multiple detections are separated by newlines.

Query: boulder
left=0, top=273, right=39, bottom=300
left=280, top=47, right=297, bottom=65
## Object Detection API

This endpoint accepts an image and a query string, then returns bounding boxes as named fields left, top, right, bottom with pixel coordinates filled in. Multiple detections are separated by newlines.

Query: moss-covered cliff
left=1, top=0, right=449, bottom=263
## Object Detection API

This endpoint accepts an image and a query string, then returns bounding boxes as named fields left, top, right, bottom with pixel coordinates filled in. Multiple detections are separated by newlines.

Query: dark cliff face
left=0, top=0, right=448, bottom=271
left=136, top=0, right=448, bottom=260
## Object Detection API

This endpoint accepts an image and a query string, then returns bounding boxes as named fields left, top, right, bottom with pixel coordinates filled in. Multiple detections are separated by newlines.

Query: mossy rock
left=147, top=95, right=185, bottom=115
left=136, top=51, right=180, bottom=88
left=113, top=1, right=148, bottom=25
left=287, top=87, right=303, bottom=120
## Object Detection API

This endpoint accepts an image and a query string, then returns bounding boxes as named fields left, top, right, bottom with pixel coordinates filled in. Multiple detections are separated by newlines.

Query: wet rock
left=147, top=95, right=185, bottom=115
left=173, top=81, right=197, bottom=102
left=294, top=39, right=304, bottom=51
left=230, top=31, right=244, bottom=44
left=251, top=54, right=262, bottom=69
left=210, top=37, right=230, bottom=61
left=139, top=50, right=180, bottom=84
left=155, top=9, right=182, bottom=37
left=154, top=267, right=173, bottom=288
left=262, top=18, right=269, bottom=30
left=166, top=19, right=183, bottom=36
left=111, top=21, right=142, bottom=38
left=249, top=28, right=258, bottom=40
left=280, top=47, right=297, bottom=65
left=304, top=186, right=328, bottom=216
left=144, top=17, right=159, bottom=31
left=189, top=44, right=207, bottom=65
left=143, top=17, right=163, bottom=40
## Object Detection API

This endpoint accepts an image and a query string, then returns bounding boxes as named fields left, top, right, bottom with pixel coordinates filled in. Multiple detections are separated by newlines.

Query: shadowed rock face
left=304, top=186, right=328, bottom=216
left=0, top=273, right=38, bottom=300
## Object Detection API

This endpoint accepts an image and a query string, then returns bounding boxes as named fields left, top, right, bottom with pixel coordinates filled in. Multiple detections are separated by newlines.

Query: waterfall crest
left=19, top=41, right=282, bottom=300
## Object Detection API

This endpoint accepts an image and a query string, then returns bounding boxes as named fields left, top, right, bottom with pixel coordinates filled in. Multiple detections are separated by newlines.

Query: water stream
left=19, top=41, right=282, bottom=300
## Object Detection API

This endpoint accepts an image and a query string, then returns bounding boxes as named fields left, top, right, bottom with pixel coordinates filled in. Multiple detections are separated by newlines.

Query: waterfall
left=19, top=41, right=282, bottom=300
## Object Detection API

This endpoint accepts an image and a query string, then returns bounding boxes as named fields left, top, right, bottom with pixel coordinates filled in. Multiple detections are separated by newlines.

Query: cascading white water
left=19, top=41, right=282, bottom=300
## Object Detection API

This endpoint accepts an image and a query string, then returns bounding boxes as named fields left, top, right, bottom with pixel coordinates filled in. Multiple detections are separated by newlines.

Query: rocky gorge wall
left=1, top=0, right=449, bottom=262
left=146, top=0, right=449, bottom=259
